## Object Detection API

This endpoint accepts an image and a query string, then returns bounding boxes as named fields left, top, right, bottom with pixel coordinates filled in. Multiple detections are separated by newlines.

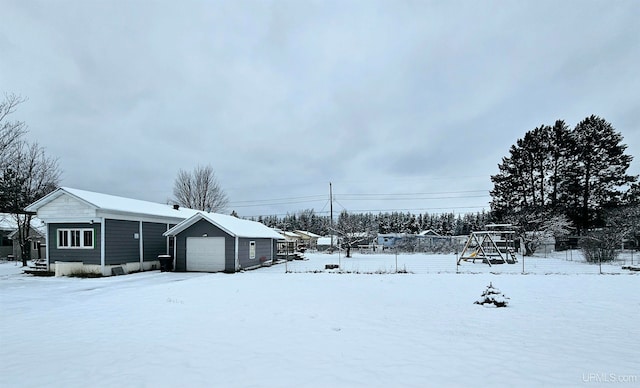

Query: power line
left=228, top=198, right=327, bottom=208
left=229, top=190, right=489, bottom=206
left=334, top=189, right=490, bottom=196
left=231, top=188, right=492, bottom=218
left=336, top=194, right=490, bottom=201
left=338, top=205, right=489, bottom=213
left=228, top=194, right=326, bottom=205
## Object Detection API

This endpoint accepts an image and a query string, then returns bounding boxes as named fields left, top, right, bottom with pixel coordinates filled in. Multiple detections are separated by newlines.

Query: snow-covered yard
left=1, top=253, right=638, bottom=388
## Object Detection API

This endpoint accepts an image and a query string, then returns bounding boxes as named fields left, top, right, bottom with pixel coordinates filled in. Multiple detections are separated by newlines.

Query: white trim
left=139, top=221, right=144, bottom=271
left=100, top=217, right=106, bottom=273
left=167, top=223, right=175, bottom=270
left=45, top=224, right=50, bottom=271
left=173, top=235, right=177, bottom=270
left=166, top=223, right=170, bottom=253
left=235, top=236, right=239, bottom=270
left=249, top=240, right=256, bottom=260
left=97, top=210, right=185, bottom=225
left=56, top=228, right=95, bottom=249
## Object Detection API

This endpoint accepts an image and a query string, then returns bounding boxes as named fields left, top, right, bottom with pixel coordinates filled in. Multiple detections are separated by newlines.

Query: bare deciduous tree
left=1, top=93, right=61, bottom=265
left=0, top=93, right=27, bottom=167
left=11, top=142, right=61, bottom=265
left=172, top=165, right=228, bottom=212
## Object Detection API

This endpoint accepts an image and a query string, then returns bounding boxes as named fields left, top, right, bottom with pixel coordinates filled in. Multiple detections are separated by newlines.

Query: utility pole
left=330, top=182, right=334, bottom=252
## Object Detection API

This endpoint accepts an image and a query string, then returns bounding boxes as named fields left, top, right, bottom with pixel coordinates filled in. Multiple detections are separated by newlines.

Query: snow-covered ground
left=1, top=253, right=638, bottom=388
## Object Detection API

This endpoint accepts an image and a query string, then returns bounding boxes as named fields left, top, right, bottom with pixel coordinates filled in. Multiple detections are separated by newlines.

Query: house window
left=249, top=241, right=256, bottom=259
left=58, top=229, right=94, bottom=249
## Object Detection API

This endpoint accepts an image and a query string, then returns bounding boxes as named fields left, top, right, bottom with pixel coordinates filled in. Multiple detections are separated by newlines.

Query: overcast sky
left=2, top=0, right=639, bottom=218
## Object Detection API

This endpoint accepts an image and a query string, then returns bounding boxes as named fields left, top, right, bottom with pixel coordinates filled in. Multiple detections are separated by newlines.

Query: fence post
left=599, top=254, right=602, bottom=275
left=395, top=248, right=398, bottom=273
left=455, top=250, right=459, bottom=274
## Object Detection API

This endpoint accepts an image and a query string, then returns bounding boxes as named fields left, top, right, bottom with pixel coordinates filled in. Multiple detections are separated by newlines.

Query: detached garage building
left=164, top=212, right=283, bottom=273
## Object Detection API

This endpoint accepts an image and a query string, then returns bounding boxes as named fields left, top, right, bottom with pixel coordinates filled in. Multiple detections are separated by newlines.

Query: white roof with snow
left=164, top=212, right=284, bottom=239
left=317, top=237, right=333, bottom=246
left=26, top=187, right=201, bottom=221
left=294, top=230, right=322, bottom=239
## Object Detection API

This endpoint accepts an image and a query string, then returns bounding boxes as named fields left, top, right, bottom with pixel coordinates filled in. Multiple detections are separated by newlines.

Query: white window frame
left=249, top=240, right=256, bottom=259
left=58, top=228, right=94, bottom=249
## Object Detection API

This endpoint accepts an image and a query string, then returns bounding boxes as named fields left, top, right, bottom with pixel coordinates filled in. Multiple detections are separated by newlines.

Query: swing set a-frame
left=457, top=225, right=518, bottom=266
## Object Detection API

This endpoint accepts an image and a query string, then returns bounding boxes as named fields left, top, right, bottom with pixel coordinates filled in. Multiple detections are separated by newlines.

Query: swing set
left=457, top=225, right=519, bottom=266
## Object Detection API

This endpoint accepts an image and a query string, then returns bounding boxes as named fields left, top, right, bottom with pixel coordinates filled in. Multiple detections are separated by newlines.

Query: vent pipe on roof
left=173, top=204, right=179, bottom=210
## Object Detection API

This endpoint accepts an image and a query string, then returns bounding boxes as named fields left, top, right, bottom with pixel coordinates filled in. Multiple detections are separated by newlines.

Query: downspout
left=100, top=218, right=106, bottom=275
left=167, top=223, right=174, bottom=270
left=173, top=235, right=177, bottom=270
left=139, top=221, right=144, bottom=271
left=45, top=223, right=50, bottom=272
left=166, top=223, right=170, bottom=253
left=235, top=236, right=239, bottom=272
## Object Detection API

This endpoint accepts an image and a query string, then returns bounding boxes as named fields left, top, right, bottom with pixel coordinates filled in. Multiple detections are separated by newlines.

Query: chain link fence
left=269, top=249, right=639, bottom=275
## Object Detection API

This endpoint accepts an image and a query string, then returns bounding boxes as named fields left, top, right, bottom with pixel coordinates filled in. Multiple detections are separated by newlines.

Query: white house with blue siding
left=26, top=187, right=200, bottom=276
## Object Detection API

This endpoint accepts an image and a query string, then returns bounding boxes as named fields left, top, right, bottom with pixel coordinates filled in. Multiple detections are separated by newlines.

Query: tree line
left=251, top=209, right=492, bottom=237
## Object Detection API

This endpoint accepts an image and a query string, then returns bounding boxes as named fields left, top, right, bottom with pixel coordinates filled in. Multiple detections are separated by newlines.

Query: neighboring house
left=317, top=235, right=339, bottom=251
left=25, top=187, right=200, bottom=276
left=8, top=226, right=46, bottom=261
left=275, top=230, right=301, bottom=254
left=293, top=230, right=322, bottom=250
left=377, top=231, right=456, bottom=252
left=0, top=213, right=46, bottom=260
left=0, top=214, right=16, bottom=259
left=416, top=230, right=456, bottom=252
left=163, top=212, right=283, bottom=273
left=377, top=233, right=408, bottom=249
left=418, top=229, right=440, bottom=237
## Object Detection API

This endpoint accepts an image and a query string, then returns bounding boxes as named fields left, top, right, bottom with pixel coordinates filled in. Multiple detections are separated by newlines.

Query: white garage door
left=186, top=237, right=226, bottom=272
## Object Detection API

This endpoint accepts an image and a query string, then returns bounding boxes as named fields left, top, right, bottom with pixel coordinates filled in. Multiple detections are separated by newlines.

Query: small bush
left=475, top=282, right=509, bottom=308
left=580, top=230, right=620, bottom=263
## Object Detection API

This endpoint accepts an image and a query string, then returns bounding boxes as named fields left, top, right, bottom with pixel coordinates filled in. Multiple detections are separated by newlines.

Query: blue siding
left=48, top=223, right=101, bottom=265
left=105, top=219, right=139, bottom=265
left=143, top=222, right=169, bottom=261
left=237, top=238, right=274, bottom=268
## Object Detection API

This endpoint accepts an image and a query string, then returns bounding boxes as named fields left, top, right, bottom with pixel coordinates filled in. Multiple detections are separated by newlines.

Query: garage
left=186, top=237, right=225, bottom=272
left=165, top=212, right=283, bottom=273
